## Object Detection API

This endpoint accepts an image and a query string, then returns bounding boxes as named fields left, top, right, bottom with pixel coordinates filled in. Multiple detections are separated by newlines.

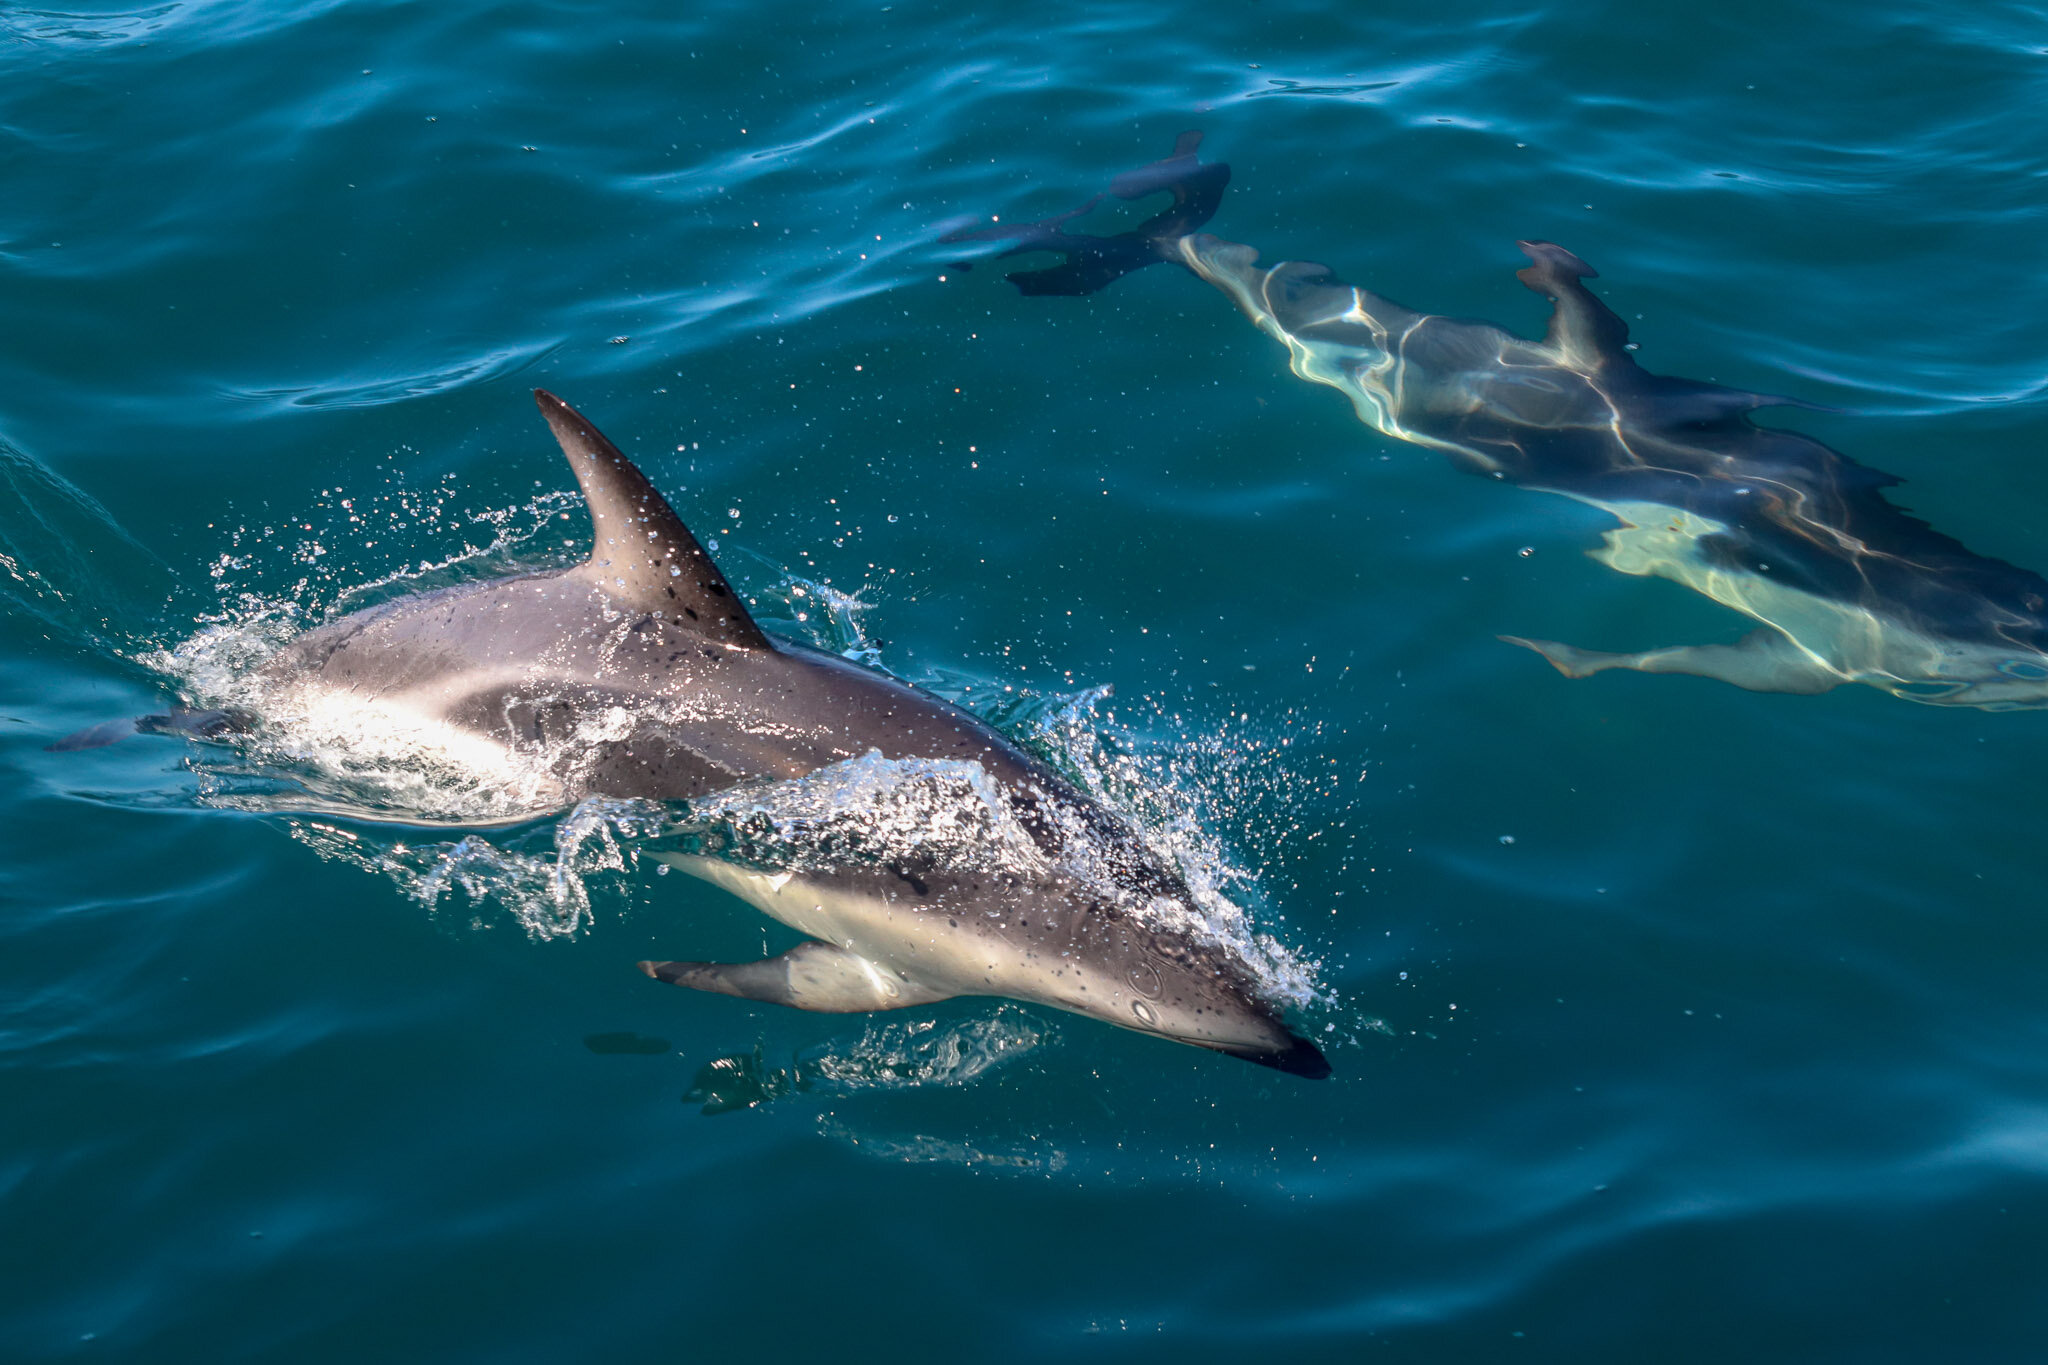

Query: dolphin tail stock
left=1498, top=629, right=1843, bottom=695
left=641, top=942, right=956, bottom=1012
left=47, top=706, right=253, bottom=752
left=940, top=130, right=1231, bottom=296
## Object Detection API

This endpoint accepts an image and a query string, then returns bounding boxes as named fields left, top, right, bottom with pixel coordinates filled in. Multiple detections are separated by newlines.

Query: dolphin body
left=950, top=135, right=2048, bottom=709
left=133, top=391, right=1327, bottom=1076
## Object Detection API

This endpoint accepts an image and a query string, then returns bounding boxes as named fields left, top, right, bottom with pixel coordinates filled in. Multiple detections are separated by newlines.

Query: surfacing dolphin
left=63, top=391, right=1328, bottom=1077
left=948, top=134, right=2048, bottom=709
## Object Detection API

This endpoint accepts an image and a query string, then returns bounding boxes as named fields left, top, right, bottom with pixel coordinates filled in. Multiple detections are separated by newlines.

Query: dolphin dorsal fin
left=1513, top=240, right=1634, bottom=370
left=534, top=390, right=771, bottom=650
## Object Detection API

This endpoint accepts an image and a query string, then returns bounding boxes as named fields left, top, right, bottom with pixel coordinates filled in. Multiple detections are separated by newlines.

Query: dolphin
left=950, top=135, right=2048, bottom=709
left=65, top=390, right=1328, bottom=1077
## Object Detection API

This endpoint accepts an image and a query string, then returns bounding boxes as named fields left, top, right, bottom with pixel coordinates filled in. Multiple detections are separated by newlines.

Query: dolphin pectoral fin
left=639, top=942, right=953, bottom=1014
left=1498, top=633, right=1637, bottom=679
left=1500, top=629, right=1843, bottom=695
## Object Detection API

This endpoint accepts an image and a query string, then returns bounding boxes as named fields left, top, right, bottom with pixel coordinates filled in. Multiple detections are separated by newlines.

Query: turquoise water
left=7, top=1, right=2048, bottom=1359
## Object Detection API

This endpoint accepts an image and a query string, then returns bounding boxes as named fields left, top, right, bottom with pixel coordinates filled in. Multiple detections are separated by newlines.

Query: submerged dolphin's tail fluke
left=941, top=130, right=1230, bottom=296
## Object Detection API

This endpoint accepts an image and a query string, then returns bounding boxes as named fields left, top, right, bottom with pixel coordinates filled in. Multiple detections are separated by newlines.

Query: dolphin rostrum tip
left=1252, top=1031, right=1333, bottom=1080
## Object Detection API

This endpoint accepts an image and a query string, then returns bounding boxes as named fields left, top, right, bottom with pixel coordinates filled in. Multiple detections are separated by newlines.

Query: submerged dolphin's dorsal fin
left=534, top=390, right=771, bottom=650
left=1514, top=240, right=1633, bottom=366
left=1511, top=243, right=1831, bottom=424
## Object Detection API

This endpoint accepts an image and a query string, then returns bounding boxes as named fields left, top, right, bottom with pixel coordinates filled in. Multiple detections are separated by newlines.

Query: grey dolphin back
left=534, top=389, right=770, bottom=651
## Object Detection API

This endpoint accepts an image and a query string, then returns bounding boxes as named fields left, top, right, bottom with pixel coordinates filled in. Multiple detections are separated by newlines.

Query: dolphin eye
left=1998, top=659, right=2048, bottom=681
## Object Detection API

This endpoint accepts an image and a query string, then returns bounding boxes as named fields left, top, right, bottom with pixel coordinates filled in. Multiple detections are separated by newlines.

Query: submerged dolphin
left=72, top=391, right=1328, bottom=1077
left=950, top=135, right=2048, bottom=709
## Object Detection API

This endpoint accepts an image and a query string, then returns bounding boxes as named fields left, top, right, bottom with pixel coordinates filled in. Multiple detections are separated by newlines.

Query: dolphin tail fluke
left=941, top=130, right=1231, bottom=296
left=1500, top=630, right=1843, bottom=695
left=640, top=941, right=954, bottom=1013
left=47, top=706, right=251, bottom=752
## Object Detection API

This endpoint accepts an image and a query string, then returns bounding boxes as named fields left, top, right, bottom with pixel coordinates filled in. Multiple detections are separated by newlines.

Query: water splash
left=684, top=1006, right=1049, bottom=1114
left=679, top=753, right=1054, bottom=885
left=959, top=680, right=1334, bottom=1009
left=744, top=566, right=884, bottom=665
left=137, top=487, right=595, bottom=824
left=289, top=797, right=667, bottom=939
left=817, top=1120, right=1072, bottom=1175
left=656, top=744, right=1323, bottom=1010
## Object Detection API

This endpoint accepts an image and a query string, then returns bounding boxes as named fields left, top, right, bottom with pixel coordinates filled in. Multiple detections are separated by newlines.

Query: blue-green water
left=7, top=1, right=2048, bottom=1359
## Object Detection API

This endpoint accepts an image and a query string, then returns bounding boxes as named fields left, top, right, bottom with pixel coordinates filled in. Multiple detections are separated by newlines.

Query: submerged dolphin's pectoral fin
left=533, top=390, right=773, bottom=651
left=640, top=941, right=955, bottom=1013
left=47, top=707, right=252, bottom=752
left=1500, top=628, right=1843, bottom=695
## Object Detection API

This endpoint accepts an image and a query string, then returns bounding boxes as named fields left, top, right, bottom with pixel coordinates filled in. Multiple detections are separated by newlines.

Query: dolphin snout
left=1235, top=1029, right=1332, bottom=1080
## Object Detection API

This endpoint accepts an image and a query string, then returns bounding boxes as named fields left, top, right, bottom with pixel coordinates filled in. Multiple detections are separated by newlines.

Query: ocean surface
left=6, top=1, right=2048, bottom=1360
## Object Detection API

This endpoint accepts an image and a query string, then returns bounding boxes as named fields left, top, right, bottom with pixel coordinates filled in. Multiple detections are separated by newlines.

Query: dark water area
left=6, top=1, right=2048, bottom=1360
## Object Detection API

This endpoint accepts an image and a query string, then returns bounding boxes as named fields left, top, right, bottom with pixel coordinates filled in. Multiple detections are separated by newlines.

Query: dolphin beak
left=1239, top=1031, right=1333, bottom=1080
